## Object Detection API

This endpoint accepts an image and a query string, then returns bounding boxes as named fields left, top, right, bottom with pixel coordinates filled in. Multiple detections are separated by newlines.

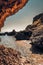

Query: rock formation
left=30, top=13, right=43, bottom=48
left=0, top=45, right=30, bottom=65
left=0, top=30, right=32, bottom=40
left=0, top=30, right=16, bottom=36
left=0, top=0, right=28, bottom=29
left=15, top=30, right=32, bottom=40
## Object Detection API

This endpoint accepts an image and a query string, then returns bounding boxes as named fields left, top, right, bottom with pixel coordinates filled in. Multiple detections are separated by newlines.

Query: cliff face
left=30, top=13, right=43, bottom=48
left=0, top=0, right=28, bottom=28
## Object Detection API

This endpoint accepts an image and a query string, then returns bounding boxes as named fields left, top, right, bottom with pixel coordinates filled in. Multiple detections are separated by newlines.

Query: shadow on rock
left=30, top=45, right=43, bottom=54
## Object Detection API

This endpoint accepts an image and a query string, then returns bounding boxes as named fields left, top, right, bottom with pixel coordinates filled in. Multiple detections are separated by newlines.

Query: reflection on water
left=0, top=35, right=16, bottom=48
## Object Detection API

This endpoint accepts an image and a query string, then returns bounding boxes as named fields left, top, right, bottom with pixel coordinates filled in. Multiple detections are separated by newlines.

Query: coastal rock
left=0, top=30, right=16, bottom=36
left=30, top=13, right=43, bottom=48
left=0, top=45, right=30, bottom=65
left=15, top=30, right=32, bottom=40
left=0, top=30, right=32, bottom=40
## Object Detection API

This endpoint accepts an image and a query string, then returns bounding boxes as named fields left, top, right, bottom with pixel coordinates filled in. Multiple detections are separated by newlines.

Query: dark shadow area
left=30, top=45, right=43, bottom=54
left=0, top=30, right=32, bottom=40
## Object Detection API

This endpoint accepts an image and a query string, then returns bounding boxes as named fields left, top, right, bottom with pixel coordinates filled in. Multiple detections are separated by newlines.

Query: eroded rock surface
left=0, top=0, right=28, bottom=28
left=0, top=45, right=30, bottom=65
left=30, top=13, right=43, bottom=48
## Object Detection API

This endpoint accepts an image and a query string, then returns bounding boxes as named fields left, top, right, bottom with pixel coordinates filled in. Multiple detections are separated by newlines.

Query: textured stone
left=30, top=13, right=43, bottom=48
left=0, top=0, right=28, bottom=28
left=0, top=45, right=30, bottom=65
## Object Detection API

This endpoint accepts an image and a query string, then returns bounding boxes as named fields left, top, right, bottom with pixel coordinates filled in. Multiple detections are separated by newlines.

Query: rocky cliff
left=29, top=13, right=43, bottom=48
left=15, top=13, right=43, bottom=44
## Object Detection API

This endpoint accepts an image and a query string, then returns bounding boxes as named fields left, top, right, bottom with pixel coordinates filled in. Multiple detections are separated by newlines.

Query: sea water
left=0, top=35, right=32, bottom=56
left=0, top=35, right=16, bottom=49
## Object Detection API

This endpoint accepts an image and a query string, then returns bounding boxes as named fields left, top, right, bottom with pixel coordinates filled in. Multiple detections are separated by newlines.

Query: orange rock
left=0, top=0, right=28, bottom=29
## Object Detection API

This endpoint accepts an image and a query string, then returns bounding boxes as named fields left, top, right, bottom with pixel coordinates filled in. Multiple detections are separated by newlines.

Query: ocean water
left=0, top=35, right=16, bottom=48
left=0, top=35, right=32, bottom=56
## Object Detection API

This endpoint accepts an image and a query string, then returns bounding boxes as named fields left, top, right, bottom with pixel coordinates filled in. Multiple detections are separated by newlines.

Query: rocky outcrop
left=0, top=45, right=30, bottom=65
left=0, top=30, right=16, bottom=36
left=30, top=13, right=43, bottom=48
left=0, top=0, right=28, bottom=29
left=15, top=30, right=32, bottom=40
left=5, top=30, right=16, bottom=36
left=24, top=13, right=43, bottom=48
left=0, top=30, right=32, bottom=40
